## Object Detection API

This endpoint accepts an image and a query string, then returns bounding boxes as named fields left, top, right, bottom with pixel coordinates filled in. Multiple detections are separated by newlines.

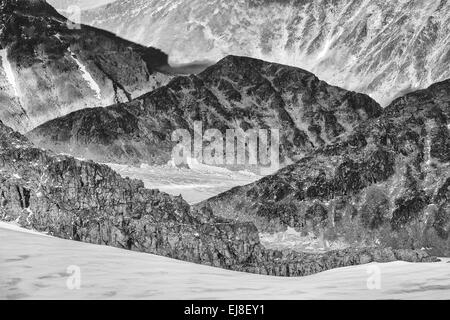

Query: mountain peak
left=384, top=78, right=450, bottom=120
left=198, top=54, right=316, bottom=86
left=209, top=55, right=314, bottom=75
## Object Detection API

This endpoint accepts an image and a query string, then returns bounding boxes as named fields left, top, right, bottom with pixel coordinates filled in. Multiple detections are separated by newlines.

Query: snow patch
left=68, top=48, right=102, bottom=99
left=0, top=49, right=19, bottom=97
left=260, top=227, right=349, bottom=253
left=25, top=208, right=34, bottom=224
left=53, top=33, right=62, bottom=42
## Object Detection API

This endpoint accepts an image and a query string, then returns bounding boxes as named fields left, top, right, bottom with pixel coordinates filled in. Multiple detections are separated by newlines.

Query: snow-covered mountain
left=0, top=0, right=171, bottom=133
left=81, top=0, right=450, bottom=106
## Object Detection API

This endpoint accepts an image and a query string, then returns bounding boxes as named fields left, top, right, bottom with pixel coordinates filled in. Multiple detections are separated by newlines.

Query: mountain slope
left=198, top=79, right=450, bottom=256
left=0, top=0, right=171, bottom=133
left=81, top=0, right=450, bottom=106
left=27, top=55, right=382, bottom=168
left=0, top=119, right=436, bottom=276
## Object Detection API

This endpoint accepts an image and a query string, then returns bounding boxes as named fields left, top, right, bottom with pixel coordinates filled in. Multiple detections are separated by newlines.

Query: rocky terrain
left=198, top=80, right=450, bottom=257
left=27, top=55, right=382, bottom=167
left=0, top=0, right=447, bottom=281
left=0, top=0, right=172, bottom=133
left=0, top=119, right=439, bottom=276
left=81, top=0, right=450, bottom=106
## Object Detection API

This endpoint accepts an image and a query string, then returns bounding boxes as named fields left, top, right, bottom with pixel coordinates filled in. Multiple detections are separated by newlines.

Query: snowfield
left=1, top=222, right=449, bottom=300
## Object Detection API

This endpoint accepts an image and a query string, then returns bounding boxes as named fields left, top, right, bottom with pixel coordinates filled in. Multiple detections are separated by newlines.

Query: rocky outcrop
left=0, top=120, right=437, bottom=276
left=0, top=0, right=172, bottom=132
left=80, top=0, right=450, bottom=106
left=27, top=55, right=381, bottom=167
left=198, top=80, right=450, bottom=257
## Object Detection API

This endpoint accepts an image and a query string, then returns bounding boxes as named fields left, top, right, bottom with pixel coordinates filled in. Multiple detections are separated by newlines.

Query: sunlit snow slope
left=1, top=222, right=449, bottom=300
left=82, top=0, right=450, bottom=106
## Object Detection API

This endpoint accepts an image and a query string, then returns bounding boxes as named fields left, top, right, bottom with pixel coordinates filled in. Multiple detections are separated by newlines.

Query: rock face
left=0, top=0, right=171, bottom=133
left=27, top=55, right=381, bottom=167
left=198, top=80, right=450, bottom=257
left=80, top=0, right=450, bottom=106
left=0, top=120, right=438, bottom=276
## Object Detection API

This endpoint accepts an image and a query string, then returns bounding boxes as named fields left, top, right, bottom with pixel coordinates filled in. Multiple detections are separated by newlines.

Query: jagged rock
left=27, top=55, right=382, bottom=167
left=0, top=120, right=437, bottom=276
left=198, top=80, right=450, bottom=256
left=0, top=0, right=172, bottom=132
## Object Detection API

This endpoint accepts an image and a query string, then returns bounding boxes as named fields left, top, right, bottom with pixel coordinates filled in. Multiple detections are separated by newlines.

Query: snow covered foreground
left=1, top=222, right=449, bottom=300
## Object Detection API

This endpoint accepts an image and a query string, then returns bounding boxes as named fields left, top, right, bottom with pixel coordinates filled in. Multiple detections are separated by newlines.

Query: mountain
left=197, top=79, right=450, bottom=256
left=81, top=0, right=450, bottom=106
left=0, top=118, right=438, bottom=276
left=0, top=0, right=171, bottom=133
left=27, top=55, right=382, bottom=168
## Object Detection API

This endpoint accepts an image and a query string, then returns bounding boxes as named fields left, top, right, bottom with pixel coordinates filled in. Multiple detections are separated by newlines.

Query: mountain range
left=27, top=55, right=382, bottom=167
left=1, top=118, right=437, bottom=276
left=199, top=79, right=450, bottom=256
left=81, top=0, right=450, bottom=106
left=0, top=0, right=448, bottom=277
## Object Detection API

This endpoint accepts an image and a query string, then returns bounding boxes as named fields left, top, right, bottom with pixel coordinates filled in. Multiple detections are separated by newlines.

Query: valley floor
left=106, top=163, right=261, bottom=204
left=1, top=222, right=449, bottom=300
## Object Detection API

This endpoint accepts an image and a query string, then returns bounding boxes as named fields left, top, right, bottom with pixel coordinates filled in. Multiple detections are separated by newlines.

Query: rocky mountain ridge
left=198, top=79, right=450, bottom=256
left=27, top=55, right=382, bottom=168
